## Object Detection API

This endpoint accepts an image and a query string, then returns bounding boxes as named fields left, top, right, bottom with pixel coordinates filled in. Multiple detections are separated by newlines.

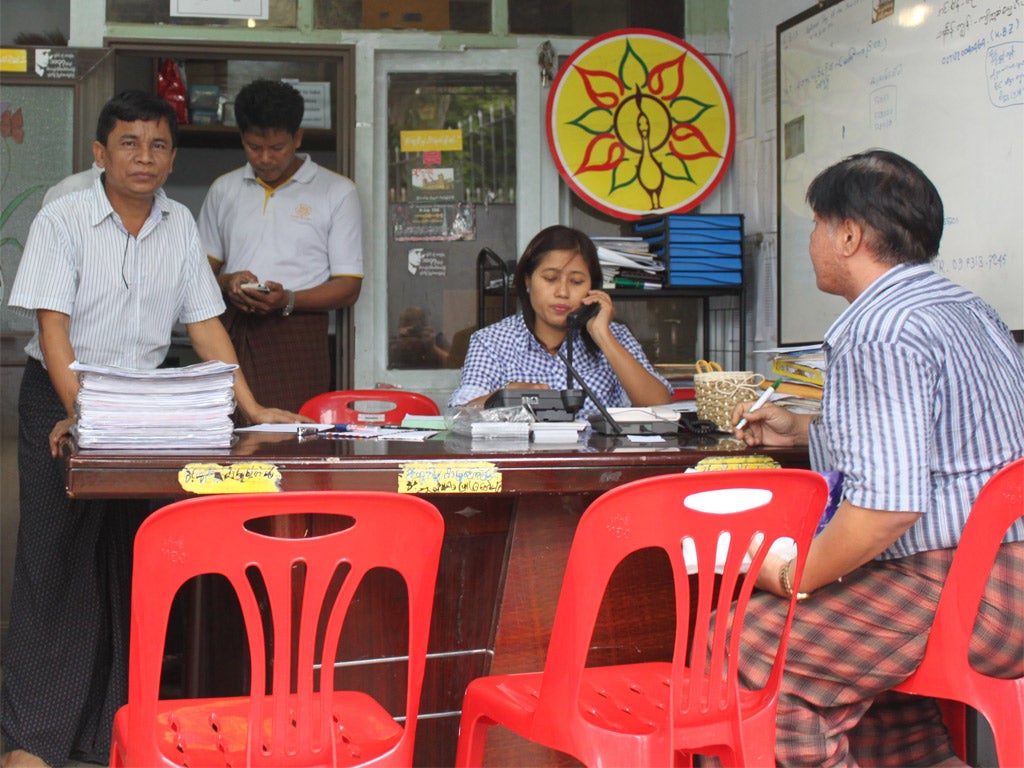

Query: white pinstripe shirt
left=9, top=177, right=225, bottom=370
left=808, top=263, right=1024, bottom=557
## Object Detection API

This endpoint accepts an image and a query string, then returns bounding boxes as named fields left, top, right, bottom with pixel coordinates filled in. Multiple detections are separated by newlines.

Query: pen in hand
left=735, top=378, right=783, bottom=431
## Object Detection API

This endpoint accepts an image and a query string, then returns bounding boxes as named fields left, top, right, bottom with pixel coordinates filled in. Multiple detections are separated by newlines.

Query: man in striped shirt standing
left=732, top=150, right=1024, bottom=767
left=2, top=91, right=304, bottom=768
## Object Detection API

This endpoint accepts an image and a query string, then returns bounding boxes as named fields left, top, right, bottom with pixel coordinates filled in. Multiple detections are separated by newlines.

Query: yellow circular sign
left=547, top=29, right=735, bottom=220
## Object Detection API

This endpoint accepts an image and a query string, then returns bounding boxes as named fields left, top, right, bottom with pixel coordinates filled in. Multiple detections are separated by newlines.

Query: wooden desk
left=66, top=431, right=809, bottom=766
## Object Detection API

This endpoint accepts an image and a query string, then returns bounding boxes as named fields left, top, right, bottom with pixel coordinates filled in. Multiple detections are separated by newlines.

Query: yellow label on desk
left=178, top=462, right=282, bottom=494
left=398, top=460, right=501, bottom=494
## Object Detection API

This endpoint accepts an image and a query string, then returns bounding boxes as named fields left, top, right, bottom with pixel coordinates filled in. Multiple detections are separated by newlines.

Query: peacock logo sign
left=547, top=29, right=735, bottom=220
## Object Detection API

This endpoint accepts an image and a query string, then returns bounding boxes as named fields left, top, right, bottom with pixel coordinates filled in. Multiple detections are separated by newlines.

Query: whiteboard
left=776, top=0, right=1024, bottom=345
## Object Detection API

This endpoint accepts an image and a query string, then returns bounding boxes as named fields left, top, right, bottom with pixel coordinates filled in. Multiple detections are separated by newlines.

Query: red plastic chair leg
left=937, top=699, right=967, bottom=762
left=455, top=708, right=492, bottom=767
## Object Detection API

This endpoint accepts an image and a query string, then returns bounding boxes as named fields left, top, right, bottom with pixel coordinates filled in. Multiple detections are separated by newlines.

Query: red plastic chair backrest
left=533, top=469, right=828, bottom=738
left=126, top=491, right=444, bottom=766
left=299, top=389, right=441, bottom=425
left=919, top=457, right=1024, bottom=672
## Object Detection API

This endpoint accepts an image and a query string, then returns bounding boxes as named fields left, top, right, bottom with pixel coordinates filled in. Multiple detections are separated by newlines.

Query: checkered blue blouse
left=448, top=313, right=670, bottom=418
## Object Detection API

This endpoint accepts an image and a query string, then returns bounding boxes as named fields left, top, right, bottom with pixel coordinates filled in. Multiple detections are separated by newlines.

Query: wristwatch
left=281, top=289, right=295, bottom=317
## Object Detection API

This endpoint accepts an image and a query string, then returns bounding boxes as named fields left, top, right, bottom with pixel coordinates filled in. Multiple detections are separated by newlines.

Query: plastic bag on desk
left=158, top=59, right=189, bottom=125
left=447, top=404, right=531, bottom=439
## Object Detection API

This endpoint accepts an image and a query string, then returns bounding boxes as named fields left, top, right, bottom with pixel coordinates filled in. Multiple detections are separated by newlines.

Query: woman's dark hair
left=513, top=225, right=603, bottom=355
left=233, top=79, right=305, bottom=135
left=96, top=90, right=179, bottom=148
left=806, top=149, right=943, bottom=264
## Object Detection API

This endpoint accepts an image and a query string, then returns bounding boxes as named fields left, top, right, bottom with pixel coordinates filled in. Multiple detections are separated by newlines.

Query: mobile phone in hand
left=240, top=282, right=270, bottom=293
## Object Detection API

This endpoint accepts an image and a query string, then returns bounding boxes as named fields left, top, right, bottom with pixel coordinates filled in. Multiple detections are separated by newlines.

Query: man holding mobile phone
left=199, top=79, right=364, bottom=417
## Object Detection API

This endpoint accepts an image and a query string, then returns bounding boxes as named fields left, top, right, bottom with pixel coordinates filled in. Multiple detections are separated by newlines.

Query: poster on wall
left=406, top=247, right=447, bottom=277
left=546, top=28, right=735, bottom=220
left=32, top=49, right=77, bottom=80
left=409, top=167, right=460, bottom=203
left=392, top=203, right=476, bottom=242
left=170, top=0, right=269, bottom=19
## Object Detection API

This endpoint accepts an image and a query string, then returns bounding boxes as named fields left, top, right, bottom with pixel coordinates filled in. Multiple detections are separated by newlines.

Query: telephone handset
left=567, top=302, right=600, bottom=328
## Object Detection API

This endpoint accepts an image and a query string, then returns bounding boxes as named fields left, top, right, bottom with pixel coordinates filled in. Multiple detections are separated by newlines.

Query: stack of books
left=71, top=360, right=238, bottom=449
left=591, top=236, right=665, bottom=290
left=764, top=346, right=825, bottom=415
left=632, top=214, right=743, bottom=287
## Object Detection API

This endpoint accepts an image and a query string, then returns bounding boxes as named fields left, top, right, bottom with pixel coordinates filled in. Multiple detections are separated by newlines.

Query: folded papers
left=764, top=345, right=825, bottom=415
left=71, top=360, right=237, bottom=449
left=594, top=239, right=666, bottom=290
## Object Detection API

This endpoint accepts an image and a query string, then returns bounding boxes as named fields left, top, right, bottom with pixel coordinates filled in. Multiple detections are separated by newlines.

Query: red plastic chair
left=892, top=458, right=1024, bottom=767
left=109, top=491, right=444, bottom=767
left=455, top=469, right=829, bottom=767
left=300, top=389, right=440, bottom=425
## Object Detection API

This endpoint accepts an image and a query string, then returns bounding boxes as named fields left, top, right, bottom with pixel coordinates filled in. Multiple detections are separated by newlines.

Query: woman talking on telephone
left=448, top=225, right=672, bottom=416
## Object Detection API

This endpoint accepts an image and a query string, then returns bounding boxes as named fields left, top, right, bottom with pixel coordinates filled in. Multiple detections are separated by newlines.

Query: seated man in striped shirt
left=2, top=90, right=305, bottom=768
left=733, top=150, right=1024, bottom=767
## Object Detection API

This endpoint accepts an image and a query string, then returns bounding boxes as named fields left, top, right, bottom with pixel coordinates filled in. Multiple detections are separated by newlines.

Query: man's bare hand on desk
left=249, top=406, right=313, bottom=425
left=730, top=401, right=811, bottom=447
left=49, top=415, right=77, bottom=458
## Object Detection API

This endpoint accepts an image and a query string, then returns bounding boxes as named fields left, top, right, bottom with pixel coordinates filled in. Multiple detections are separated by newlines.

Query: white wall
left=727, top=0, right=812, bottom=366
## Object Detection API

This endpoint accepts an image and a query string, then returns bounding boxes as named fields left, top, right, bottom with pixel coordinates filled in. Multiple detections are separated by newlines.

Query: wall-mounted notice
left=777, top=0, right=1023, bottom=344
left=171, top=0, right=269, bottom=19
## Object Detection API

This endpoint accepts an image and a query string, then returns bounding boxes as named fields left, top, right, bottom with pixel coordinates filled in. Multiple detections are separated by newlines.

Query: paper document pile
left=592, top=237, right=665, bottom=290
left=767, top=345, right=825, bottom=415
left=71, top=360, right=237, bottom=449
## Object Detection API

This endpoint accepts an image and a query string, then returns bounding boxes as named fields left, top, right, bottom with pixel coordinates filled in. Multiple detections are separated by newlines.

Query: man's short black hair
left=96, top=90, right=179, bottom=148
left=806, top=149, right=944, bottom=265
left=233, top=79, right=305, bottom=135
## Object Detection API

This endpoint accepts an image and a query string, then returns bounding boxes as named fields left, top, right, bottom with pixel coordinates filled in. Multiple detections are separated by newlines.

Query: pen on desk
left=333, top=424, right=408, bottom=431
left=735, top=378, right=783, bottom=431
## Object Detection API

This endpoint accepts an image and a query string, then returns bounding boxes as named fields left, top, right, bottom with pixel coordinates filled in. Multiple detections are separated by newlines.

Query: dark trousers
left=1, top=358, right=146, bottom=767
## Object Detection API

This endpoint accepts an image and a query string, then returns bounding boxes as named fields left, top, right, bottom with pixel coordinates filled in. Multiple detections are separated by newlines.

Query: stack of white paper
left=471, top=421, right=530, bottom=440
left=70, top=360, right=238, bottom=449
left=530, top=421, right=587, bottom=443
left=594, top=242, right=665, bottom=289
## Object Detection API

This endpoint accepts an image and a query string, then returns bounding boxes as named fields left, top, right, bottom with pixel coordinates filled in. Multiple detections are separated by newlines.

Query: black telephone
left=567, top=302, right=600, bottom=328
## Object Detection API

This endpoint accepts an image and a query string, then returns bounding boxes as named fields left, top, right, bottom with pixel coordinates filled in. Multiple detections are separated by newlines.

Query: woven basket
left=693, top=370, right=764, bottom=432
